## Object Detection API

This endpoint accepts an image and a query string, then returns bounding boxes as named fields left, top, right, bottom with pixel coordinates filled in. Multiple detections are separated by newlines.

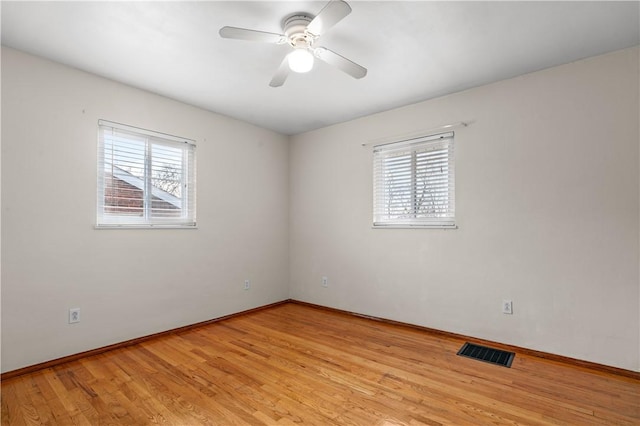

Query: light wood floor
left=2, top=303, right=639, bottom=425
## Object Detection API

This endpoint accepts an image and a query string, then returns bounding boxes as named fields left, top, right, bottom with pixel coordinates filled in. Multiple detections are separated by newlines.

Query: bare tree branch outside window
left=152, top=164, right=182, bottom=197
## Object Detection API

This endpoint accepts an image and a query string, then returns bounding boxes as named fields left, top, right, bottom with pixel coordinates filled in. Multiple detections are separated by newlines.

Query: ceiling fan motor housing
left=282, top=14, right=315, bottom=48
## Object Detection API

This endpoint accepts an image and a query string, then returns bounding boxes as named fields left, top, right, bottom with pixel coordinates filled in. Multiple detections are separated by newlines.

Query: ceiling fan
left=219, top=0, right=367, bottom=87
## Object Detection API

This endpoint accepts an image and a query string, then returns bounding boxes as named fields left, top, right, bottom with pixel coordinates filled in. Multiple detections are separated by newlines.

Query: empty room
left=1, top=1, right=639, bottom=424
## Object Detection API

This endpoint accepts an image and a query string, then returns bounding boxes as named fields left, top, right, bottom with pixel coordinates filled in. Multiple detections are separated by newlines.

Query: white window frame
left=97, top=120, right=196, bottom=228
left=373, top=131, right=455, bottom=229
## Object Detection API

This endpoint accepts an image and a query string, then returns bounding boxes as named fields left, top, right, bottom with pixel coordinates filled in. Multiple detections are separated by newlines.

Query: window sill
left=372, top=224, right=457, bottom=230
left=95, top=224, right=197, bottom=230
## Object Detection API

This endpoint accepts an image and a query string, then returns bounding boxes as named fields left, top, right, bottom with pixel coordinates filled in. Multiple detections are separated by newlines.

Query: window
left=97, top=120, right=196, bottom=227
left=373, top=132, right=455, bottom=228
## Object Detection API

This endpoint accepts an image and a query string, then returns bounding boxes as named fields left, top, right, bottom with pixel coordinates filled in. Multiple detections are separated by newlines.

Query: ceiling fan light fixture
left=288, top=49, right=314, bottom=73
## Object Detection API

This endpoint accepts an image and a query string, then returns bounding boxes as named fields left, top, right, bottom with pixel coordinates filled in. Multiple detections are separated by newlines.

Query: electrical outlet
left=502, top=300, right=513, bottom=315
left=244, top=279, right=250, bottom=290
left=69, top=308, right=80, bottom=324
left=322, top=276, right=328, bottom=287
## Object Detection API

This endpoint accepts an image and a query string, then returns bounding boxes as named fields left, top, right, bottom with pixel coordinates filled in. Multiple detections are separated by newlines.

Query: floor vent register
left=457, top=342, right=515, bottom=368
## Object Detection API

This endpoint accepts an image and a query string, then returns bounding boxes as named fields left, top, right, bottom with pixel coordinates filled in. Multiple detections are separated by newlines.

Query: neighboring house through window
left=373, top=131, right=455, bottom=228
left=97, top=120, right=196, bottom=227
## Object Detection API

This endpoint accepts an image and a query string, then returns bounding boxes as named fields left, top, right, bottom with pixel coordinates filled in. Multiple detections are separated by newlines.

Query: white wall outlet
left=244, top=279, right=250, bottom=290
left=502, top=300, right=513, bottom=315
left=322, top=276, right=328, bottom=287
left=69, top=308, right=80, bottom=324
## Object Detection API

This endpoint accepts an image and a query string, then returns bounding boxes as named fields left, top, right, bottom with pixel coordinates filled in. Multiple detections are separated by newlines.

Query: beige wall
left=1, top=47, right=290, bottom=372
left=289, top=47, right=640, bottom=371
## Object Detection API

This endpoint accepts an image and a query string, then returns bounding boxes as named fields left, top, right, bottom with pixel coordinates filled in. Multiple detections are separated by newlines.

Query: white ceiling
left=2, top=1, right=638, bottom=135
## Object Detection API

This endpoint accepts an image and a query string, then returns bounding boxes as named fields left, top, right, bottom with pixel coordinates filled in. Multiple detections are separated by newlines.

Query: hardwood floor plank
left=2, top=303, right=639, bottom=425
left=1, top=380, right=29, bottom=426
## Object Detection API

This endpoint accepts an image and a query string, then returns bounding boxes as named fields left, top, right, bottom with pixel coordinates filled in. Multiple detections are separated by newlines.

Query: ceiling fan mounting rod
left=282, top=13, right=316, bottom=48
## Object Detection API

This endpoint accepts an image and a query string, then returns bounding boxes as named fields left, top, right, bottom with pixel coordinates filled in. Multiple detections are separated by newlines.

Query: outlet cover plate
left=69, top=308, right=80, bottom=324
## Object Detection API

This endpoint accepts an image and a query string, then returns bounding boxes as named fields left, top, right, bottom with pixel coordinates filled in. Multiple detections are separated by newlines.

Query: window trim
left=372, top=131, right=455, bottom=229
left=96, top=120, right=196, bottom=229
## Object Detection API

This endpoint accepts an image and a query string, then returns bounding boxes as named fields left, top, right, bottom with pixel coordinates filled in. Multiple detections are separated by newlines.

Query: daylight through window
left=373, top=132, right=455, bottom=228
left=97, top=120, right=196, bottom=227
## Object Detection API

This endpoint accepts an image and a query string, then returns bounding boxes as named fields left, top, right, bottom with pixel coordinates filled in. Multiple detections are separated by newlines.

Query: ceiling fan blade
left=306, top=0, right=352, bottom=37
left=269, top=56, right=290, bottom=87
left=219, top=26, right=287, bottom=44
left=314, top=47, right=367, bottom=79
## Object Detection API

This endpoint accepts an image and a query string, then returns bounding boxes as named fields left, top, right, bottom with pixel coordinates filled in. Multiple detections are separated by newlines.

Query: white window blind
left=97, top=120, right=196, bottom=227
left=373, top=132, right=455, bottom=228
